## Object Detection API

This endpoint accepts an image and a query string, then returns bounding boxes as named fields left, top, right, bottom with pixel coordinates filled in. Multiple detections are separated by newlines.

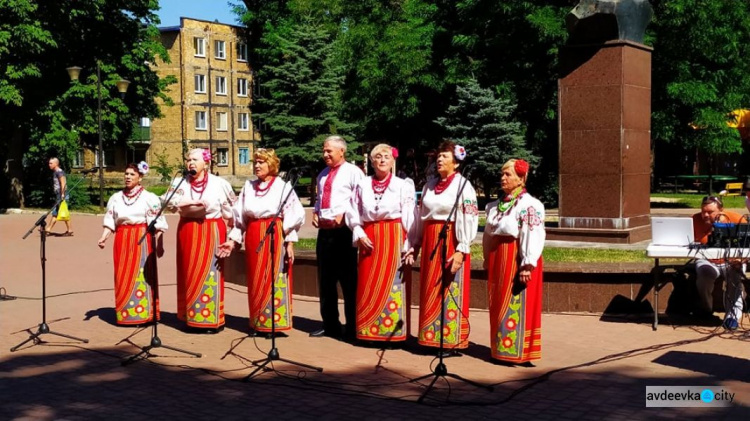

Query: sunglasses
left=702, top=196, right=723, bottom=206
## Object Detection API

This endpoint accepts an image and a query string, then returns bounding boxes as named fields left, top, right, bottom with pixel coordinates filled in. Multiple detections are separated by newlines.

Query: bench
left=720, top=182, right=743, bottom=197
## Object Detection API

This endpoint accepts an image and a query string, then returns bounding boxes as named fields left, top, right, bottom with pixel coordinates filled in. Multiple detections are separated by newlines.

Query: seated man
left=692, top=196, right=746, bottom=330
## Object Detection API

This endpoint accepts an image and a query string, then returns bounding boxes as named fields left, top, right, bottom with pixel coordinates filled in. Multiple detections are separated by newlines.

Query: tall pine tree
left=254, top=19, right=357, bottom=169
left=435, top=78, right=537, bottom=198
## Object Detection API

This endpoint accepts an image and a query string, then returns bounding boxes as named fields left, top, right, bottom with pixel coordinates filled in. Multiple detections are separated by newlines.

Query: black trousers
left=316, top=226, right=358, bottom=334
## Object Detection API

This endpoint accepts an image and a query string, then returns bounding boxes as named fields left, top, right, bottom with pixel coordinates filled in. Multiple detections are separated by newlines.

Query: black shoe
left=309, top=329, right=327, bottom=338
left=265, top=332, right=289, bottom=339
left=204, top=326, right=225, bottom=334
left=438, top=350, right=462, bottom=359
left=310, top=328, right=341, bottom=338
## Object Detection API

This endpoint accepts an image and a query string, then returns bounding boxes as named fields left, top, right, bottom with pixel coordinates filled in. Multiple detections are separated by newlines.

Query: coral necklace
left=434, top=172, right=457, bottom=195
left=122, top=185, right=144, bottom=206
left=371, top=173, right=392, bottom=195
left=254, top=176, right=276, bottom=197
left=190, top=173, right=208, bottom=200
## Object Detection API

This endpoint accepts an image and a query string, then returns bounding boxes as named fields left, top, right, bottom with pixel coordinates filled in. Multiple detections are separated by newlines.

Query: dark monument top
left=566, top=0, right=653, bottom=45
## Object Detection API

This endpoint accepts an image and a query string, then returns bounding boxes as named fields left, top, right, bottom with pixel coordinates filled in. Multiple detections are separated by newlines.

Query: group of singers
left=97, top=137, right=546, bottom=365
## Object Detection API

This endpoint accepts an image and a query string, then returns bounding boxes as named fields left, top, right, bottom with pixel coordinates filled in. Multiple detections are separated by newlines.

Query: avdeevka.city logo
left=645, top=386, right=735, bottom=408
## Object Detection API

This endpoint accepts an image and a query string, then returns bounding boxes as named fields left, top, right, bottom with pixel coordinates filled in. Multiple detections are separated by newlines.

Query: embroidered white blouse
left=103, top=189, right=168, bottom=232
left=163, top=173, right=236, bottom=220
left=411, top=174, right=479, bottom=254
left=229, top=177, right=305, bottom=244
left=314, top=162, right=364, bottom=222
left=484, top=193, right=546, bottom=268
left=347, top=175, right=416, bottom=249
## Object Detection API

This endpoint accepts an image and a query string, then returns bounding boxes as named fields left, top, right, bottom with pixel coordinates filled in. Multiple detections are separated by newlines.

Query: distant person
left=744, top=182, right=750, bottom=213
left=311, top=135, right=364, bottom=339
left=98, top=162, right=167, bottom=325
left=692, top=196, right=746, bottom=330
left=46, top=157, right=73, bottom=236
left=483, top=159, right=545, bottom=365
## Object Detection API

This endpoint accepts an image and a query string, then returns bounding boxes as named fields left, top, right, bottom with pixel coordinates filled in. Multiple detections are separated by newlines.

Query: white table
left=646, top=244, right=750, bottom=330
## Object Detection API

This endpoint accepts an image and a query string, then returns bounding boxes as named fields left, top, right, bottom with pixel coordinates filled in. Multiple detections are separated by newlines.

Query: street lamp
left=66, top=63, right=130, bottom=208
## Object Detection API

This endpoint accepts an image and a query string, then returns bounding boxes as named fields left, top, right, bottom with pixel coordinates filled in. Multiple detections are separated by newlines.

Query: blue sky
left=156, top=0, right=243, bottom=27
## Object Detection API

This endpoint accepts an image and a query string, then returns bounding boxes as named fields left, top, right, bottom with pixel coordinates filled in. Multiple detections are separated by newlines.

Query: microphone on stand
left=79, top=167, right=100, bottom=175
left=182, top=169, right=197, bottom=177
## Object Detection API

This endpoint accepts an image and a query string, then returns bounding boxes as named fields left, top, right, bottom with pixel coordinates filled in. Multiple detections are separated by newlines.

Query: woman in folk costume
left=483, top=159, right=545, bottom=364
left=228, top=149, right=305, bottom=337
left=347, top=144, right=416, bottom=343
left=98, top=162, right=167, bottom=325
left=410, top=140, right=479, bottom=353
left=163, top=148, right=237, bottom=332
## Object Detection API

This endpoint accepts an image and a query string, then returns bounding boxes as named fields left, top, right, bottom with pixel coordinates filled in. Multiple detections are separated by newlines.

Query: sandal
left=63, top=231, right=74, bottom=237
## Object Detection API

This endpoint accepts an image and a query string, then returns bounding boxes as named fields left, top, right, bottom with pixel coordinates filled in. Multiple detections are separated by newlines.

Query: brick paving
left=1, top=213, right=749, bottom=420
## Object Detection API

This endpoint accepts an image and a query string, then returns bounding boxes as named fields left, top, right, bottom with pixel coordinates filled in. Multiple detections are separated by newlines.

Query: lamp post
left=66, top=63, right=130, bottom=208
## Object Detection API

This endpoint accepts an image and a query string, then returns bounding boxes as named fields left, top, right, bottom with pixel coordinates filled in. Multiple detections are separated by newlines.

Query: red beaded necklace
left=371, top=173, right=392, bottom=195
left=190, top=173, right=208, bottom=200
left=122, top=185, right=144, bottom=206
left=254, top=176, right=276, bottom=197
left=434, top=172, right=457, bottom=195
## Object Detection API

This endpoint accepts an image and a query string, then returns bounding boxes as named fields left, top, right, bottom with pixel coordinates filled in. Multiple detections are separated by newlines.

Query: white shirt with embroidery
left=411, top=174, right=479, bottom=254
left=484, top=193, right=546, bottom=268
left=162, top=173, right=237, bottom=239
left=347, top=175, right=416, bottom=249
left=313, top=162, right=364, bottom=222
left=229, top=177, right=305, bottom=244
left=103, top=189, right=168, bottom=232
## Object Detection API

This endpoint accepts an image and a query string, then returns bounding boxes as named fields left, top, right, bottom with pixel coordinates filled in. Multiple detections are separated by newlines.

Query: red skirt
left=176, top=217, right=226, bottom=328
left=486, top=235, right=543, bottom=363
left=245, top=218, right=293, bottom=332
left=417, top=221, right=470, bottom=349
left=356, top=219, right=410, bottom=342
left=113, top=224, right=158, bottom=325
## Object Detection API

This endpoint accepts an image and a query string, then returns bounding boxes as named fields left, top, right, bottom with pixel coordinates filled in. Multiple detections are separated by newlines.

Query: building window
left=237, top=43, right=248, bottom=62
left=94, top=149, right=114, bottom=167
left=215, top=76, right=226, bottom=95
left=195, top=74, right=206, bottom=93
left=72, top=150, right=84, bottom=168
left=217, top=148, right=229, bottom=166
left=238, top=113, right=249, bottom=131
left=216, top=112, right=228, bottom=131
left=214, top=40, right=226, bottom=59
left=239, top=147, right=249, bottom=164
left=194, top=37, right=206, bottom=57
left=195, top=111, right=207, bottom=130
left=237, top=78, right=248, bottom=96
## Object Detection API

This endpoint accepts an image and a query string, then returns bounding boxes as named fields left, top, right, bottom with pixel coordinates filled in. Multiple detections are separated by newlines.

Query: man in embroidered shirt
left=311, top=136, right=364, bottom=339
left=691, top=196, right=745, bottom=331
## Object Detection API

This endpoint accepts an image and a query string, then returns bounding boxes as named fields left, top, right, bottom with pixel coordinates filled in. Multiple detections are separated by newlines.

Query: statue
left=566, top=0, right=653, bottom=45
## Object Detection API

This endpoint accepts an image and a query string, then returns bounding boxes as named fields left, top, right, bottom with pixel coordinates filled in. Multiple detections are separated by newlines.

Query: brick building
left=73, top=18, right=258, bottom=180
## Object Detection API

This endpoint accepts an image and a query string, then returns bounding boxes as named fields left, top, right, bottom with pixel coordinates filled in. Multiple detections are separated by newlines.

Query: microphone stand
left=245, top=169, right=323, bottom=380
left=409, top=167, right=492, bottom=403
left=122, top=171, right=202, bottom=365
left=11, top=172, right=93, bottom=351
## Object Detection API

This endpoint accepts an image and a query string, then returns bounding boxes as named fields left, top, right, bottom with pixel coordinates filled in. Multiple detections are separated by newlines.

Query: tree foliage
left=436, top=78, right=537, bottom=197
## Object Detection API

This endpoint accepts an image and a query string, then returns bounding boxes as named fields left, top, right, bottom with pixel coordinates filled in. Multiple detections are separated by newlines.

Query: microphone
left=461, top=164, right=476, bottom=179
left=182, top=169, right=197, bottom=177
left=80, top=167, right=100, bottom=175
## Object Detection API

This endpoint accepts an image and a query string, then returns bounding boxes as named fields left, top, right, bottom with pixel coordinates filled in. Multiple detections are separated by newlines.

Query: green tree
left=0, top=0, right=173, bottom=208
left=650, top=0, right=750, bottom=175
left=436, top=78, right=537, bottom=197
left=253, top=17, right=358, bottom=167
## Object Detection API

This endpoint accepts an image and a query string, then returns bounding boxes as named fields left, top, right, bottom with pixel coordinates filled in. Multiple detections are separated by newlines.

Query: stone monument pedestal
left=548, top=40, right=652, bottom=244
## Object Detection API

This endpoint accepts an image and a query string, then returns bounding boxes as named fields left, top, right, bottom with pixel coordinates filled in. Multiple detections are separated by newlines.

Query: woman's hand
left=358, top=236, right=374, bottom=253
left=97, top=236, right=107, bottom=249
left=156, top=232, right=165, bottom=258
left=447, top=251, right=464, bottom=274
left=518, top=264, right=532, bottom=284
left=285, top=242, right=295, bottom=265
left=401, top=248, right=415, bottom=266
left=216, top=240, right=235, bottom=258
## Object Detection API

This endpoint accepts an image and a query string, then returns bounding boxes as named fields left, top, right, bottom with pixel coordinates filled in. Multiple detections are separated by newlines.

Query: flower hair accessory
left=202, top=149, right=212, bottom=163
left=391, top=147, right=399, bottom=159
left=453, top=144, right=467, bottom=161
left=514, top=159, right=529, bottom=178
left=137, top=161, right=149, bottom=175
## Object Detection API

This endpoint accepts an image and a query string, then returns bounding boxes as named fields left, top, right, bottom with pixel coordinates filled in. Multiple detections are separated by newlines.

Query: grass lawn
left=650, top=193, right=746, bottom=209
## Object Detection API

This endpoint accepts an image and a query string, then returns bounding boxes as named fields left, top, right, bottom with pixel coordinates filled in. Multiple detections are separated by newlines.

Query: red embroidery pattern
left=521, top=206, right=542, bottom=230
left=462, top=199, right=479, bottom=216
left=321, top=164, right=341, bottom=209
